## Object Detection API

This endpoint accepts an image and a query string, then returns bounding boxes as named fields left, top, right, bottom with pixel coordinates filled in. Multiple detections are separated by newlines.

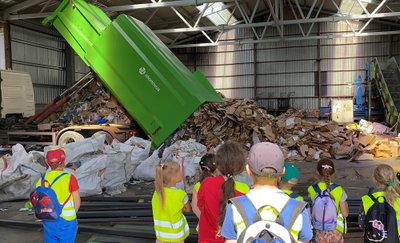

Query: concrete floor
left=0, top=157, right=399, bottom=242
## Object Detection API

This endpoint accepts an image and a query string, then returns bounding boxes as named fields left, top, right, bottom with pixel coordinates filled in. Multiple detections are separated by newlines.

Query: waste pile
left=173, top=98, right=399, bottom=161
left=43, top=81, right=131, bottom=126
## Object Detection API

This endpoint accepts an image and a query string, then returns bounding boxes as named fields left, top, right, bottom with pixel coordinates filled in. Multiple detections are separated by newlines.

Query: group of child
left=29, top=142, right=400, bottom=243
left=152, top=141, right=400, bottom=243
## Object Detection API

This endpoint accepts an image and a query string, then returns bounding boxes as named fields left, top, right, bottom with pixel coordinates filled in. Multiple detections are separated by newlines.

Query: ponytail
left=373, top=164, right=400, bottom=208
left=214, top=141, right=246, bottom=232
left=317, top=159, right=336, bottom=199
left=218, top=175, right=235, bottom=231
left=155, top=164, right=165, bottom=208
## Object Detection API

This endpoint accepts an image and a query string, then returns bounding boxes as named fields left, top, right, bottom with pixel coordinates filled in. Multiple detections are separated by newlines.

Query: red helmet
left=46, top=148, right=66, bottom=166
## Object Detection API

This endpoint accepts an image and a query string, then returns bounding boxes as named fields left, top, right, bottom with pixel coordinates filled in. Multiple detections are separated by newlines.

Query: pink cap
left=247, top=142, right=284, bottom=175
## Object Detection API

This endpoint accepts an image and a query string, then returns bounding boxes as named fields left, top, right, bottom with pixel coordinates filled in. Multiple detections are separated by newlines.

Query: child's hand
left=182, top=202, right=191, bottom=213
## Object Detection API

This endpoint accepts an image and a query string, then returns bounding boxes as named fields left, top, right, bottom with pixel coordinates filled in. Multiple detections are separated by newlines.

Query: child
left=221, top=142, right=313, bottom=242
left=192, top=153, right=217, bottom=218
left=197, top=141, right=250, bottom=243
left=279, top=162, right=304, bottom=200
left=308, top=159, right=349, bottom=243
left=36, top=147, right=81, bottom=243
left=152, top=161, right=191, bottom=243
left=358, top=164, right=400, bottom=242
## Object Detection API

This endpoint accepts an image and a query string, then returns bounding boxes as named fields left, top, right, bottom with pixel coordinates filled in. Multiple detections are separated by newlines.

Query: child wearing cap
left=221, top=142, right=313, bottom=243
left=280, top=162, right=304, bottom=200
left=35, top=147, right=81, bottom=243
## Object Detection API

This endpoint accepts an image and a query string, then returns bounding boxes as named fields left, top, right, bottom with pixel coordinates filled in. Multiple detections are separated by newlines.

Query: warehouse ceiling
left=0, top=0, right=400, bottom=48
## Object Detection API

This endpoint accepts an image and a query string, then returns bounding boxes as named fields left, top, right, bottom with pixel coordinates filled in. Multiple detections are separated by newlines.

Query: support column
left=3, top=22, right=12, bottom=69
left=0, top=22, right=5, bottom=69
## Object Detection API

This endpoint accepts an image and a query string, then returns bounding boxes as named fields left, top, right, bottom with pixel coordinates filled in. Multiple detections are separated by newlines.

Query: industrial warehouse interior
left=0, top=0, right=400, bottom=242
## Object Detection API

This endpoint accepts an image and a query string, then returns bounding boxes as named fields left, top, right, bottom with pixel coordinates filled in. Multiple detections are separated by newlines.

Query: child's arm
left=72, top=190, right=81, bottom=213
left=340, top=200, right=349, bottom=217
left=182, top=201, right=191, bottom=213
left=340, top=189, right=349, bottom=217
left=191, top=190, right=201, bottom=218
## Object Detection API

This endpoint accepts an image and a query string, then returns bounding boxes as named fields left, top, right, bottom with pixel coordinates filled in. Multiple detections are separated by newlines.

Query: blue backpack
left=30, top=173, right=71, bottom=221
left=229, top=195, right=307, bottom=243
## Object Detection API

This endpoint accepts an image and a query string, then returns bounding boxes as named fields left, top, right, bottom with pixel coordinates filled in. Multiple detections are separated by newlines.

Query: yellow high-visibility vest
left=36, top=170, right=76, bottom=221
left=152, top=187, right=190, bottom=242
left=361, top=191, right=400, bottom=236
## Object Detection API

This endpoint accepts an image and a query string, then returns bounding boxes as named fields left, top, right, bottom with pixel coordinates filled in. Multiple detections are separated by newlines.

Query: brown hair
left=317, top=159, right=336, bottom=198
left=216, top=141, right=246, bottom=230
left=373, top=164, right=400, bottom=208
left=199, top=153, right=216, bottom=183
left=154, top=161, right=180, bottom=208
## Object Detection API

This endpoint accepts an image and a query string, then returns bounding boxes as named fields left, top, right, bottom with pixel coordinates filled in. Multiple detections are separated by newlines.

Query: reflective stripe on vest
left=361, top=191, right=400, bottom=236
left=152, top=187, right=189, bottom=242
left=36, top=170, right=76, bottom=221
left=308, top=182, right=346, bottom=233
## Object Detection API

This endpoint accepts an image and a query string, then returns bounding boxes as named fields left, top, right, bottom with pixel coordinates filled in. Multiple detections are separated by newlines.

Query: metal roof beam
left=169, top=29, right=400, bottom=48
left=5, top=0, right=48, bottom=14
left=153, top=11, right=400, bottom=33
left=105, top=0, right=235, bottom=12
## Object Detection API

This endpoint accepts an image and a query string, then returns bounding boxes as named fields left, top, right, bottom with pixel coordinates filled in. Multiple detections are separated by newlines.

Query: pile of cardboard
left=43, top=82, right=131, bottom=126
left=175, top=97, right=398, bottom=161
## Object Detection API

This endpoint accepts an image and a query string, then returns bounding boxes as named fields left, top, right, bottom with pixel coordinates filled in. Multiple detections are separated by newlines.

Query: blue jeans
left=43, top=218, right=78, bottom=243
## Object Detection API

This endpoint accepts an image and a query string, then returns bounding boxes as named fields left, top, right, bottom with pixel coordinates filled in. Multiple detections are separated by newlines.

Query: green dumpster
left=44, top=0, right=223, bottom=148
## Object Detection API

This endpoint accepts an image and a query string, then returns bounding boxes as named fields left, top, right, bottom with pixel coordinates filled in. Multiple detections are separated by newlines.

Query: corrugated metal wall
left=175, top=21, right=395, bottom=115
left=75, top=54, right=90, bottom=80
left=10, top=25, right=66, bottom=106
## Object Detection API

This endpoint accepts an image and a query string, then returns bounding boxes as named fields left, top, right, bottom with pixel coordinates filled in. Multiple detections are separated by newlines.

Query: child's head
left=279, top=162, right=300, bottom=190
left=316, top=158, right=335, bottom=187
left=246, top=142, right=284, bottom=185
left=216, top=141, right=246, bottom=229
left=199, top=153, right=216, bottom=183
left=155, top=161, right=181, bottom=208
left=373, top=164, right=400, bottom=207
left=46, top=148, right=66, bottom=170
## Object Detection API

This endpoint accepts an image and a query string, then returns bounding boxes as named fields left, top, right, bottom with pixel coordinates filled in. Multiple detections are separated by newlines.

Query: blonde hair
left=373, top=164, right=400, bottom=208
left=154, top=161, right=181, bottom=208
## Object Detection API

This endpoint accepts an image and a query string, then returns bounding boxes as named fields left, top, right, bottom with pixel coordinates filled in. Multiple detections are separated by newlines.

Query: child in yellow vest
left=152, top=161, right=191, bottom=243
left=308, top=159, right=349, bottom=243
left=359, top=164, right=400, bottom=242
left=35, top=147, right=81, bottom=243
left=279, top=162, right=304, bottom=201
left=192, top=153, right=217, bottom=218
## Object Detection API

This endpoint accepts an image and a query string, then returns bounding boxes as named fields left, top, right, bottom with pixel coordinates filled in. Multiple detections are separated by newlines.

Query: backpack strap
left=284, top=200, right=308, bottom=230
left=312, top=184, right=321, bottom=195
left=50, top=173, right=68, bottom=187
left=229, top=196, right=257, bottom=227
left=368, top=194, right=385, bottom=204
left=289, top=192, right=300, bottom=199
left=280, top=199, right=308, bottom=229
left=329, top=183, right=339, bottom=192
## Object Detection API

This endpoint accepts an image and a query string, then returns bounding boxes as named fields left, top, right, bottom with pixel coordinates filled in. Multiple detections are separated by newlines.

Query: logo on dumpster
left=139, top=67, right=160, bottom=92
left=139, top=67, right=146, bottom=75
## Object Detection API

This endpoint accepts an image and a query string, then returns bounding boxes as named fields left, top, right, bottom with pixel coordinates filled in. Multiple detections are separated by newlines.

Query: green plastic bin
left=44, top=0, right=222, bottom=148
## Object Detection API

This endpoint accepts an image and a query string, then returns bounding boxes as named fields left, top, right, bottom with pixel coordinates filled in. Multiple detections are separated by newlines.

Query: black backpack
left=364, top=194, right=400, bottom=243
